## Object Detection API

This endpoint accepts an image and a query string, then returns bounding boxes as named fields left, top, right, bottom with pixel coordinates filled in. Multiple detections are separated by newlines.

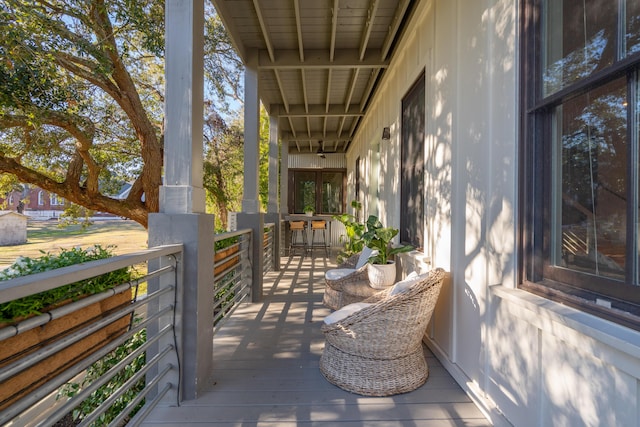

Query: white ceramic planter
left=368, top=262, right=396, bottom=289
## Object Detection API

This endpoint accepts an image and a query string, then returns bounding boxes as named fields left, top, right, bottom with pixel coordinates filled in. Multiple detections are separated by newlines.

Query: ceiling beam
left=275, top=104, right=365, bottom=117
left=325, top=69, right=332, bottom=113
left=330, top=0, right=339, bottom=62
left=294, top=0, right=304, bottom=62
left=359, top=0, right=380, bottom=61
left=281, top=131, right=351, bottom=142
left=251, top=0, right=275, bottom=62
left=273, top=69, right=289, bottom=113
left=258, top=49, right=389, bottom=70
left=360, top=68, right=381, bottom=111
left=345, top=69, right=360, bottom=112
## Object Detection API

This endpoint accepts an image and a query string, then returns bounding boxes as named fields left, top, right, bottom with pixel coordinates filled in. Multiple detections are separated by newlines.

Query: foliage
left=203, top=109, right=243, bottom=230
left=59, top=203, right=96, bottom=229
left=361, top=215, right=413, bottom=265
left=58, top=326, right=147, bottom=425
left=333, top=200, right=365, bottom=263
left=0, top=1, right=245, bottom=227
left=0, top=245, right=131, bottom=323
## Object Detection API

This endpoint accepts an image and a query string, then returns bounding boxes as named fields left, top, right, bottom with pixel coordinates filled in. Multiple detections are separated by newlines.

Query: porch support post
left=280, top=143, right=289, bottom=214
left=149, top=0, right=214, bottom=402
left=265, top=113, right=281, bottom=270
left=238, top=52, right=264, bottom=300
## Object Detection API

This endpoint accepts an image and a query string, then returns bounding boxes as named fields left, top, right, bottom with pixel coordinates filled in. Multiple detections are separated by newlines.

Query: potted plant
left=361, top=215, right=413, bottom=288
left=333, top=200, right=365, bottom=263
left=303, top=204, right=315, bottom=216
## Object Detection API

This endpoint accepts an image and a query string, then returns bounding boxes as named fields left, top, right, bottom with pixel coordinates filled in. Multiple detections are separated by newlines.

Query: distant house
left=0, top=184, right=121, bottom=220
left=0, top=211, right=27, bottom=245
left=1, top=186, right=66, bottom=220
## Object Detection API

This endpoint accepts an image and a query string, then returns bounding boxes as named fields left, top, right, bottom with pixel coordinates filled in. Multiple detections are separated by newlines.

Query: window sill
left=493, top=286, right=640, bottom=360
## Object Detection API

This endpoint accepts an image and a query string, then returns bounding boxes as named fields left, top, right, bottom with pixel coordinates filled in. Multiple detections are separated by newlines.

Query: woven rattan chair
left=322, top=247, right=378, bottom=310
left=320, top=268, right=445, bottom=396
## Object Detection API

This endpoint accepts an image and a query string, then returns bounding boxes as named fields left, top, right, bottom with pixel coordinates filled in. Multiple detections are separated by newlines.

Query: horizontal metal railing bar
left=0, top=244, right=183, bottom=304
left=213, top=284, right=250, bottom=327
left=214, top=265, right=241, bottom=290
left=212, top=278, right=245, bottom=313
left=213, top=289, right=250, bottom=334
left=44, top=326, right=174, bottom=425
left=77, top=347, right=173, bottom=427
left=127, top=382, right=172, bottom=427
left=213, top=229, right=251, bottom=242
left=0, top=267, right=174, bottom=341
left=0, top=307, right=173, bottom=425
left=106, top=365, right=173, bottom=427
left=214, top=241, right=240, bottom=255
left=0, top=277, right=174, bottom=341
left=0, top=296, right=173, bottom=384
left=213, top=254, right=240, bottom=272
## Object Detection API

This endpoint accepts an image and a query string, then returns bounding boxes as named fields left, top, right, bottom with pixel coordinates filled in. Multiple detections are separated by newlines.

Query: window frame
left=287, top=168, right=346, bottom=215
left=520, top=0, right=640, bottom=329
left=400, top=70, right=426, bottom=250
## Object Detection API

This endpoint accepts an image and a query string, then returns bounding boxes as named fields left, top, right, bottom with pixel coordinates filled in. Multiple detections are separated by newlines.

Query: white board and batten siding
left=343, top=1, right=640, bottom=427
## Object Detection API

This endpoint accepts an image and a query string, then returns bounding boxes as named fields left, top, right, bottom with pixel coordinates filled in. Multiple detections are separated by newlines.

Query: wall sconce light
left=382, top=127, right=391, bottom=140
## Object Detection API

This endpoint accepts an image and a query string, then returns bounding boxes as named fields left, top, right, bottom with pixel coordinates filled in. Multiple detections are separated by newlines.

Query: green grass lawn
left=0, top=219, right=148, bottom=269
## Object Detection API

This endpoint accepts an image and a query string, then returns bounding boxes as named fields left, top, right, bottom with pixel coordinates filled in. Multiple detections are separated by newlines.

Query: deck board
left=141, top=255, right=491, bottom=426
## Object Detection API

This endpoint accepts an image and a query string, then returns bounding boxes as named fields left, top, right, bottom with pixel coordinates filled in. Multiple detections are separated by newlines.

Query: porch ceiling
left=211, top=0, right=417, bottom=154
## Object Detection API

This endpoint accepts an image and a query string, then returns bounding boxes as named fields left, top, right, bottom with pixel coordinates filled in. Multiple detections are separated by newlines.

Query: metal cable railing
left=0, top=244, right=183, bottom=427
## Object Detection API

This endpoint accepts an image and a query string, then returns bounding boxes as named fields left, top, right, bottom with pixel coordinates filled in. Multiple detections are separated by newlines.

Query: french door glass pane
left=294, top=172, right=316, bottom=213
left=321, top=172, right=342, bottom=214
left=543, top=0, right=617, bottom=96
left=552, top=77, right=627, bottom=280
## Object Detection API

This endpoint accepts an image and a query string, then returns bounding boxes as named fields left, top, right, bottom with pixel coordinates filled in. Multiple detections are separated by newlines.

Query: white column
left=161, top=0, right=206, bottom=213
left=238, top=51, right=264, bottom=299
left=267, top=114, right=279, bottom=213
left=150, top=0, right=214, bottom=402
left=242, top=53, right=261, bottom=213
left=280, top=145, right=289, bottom=214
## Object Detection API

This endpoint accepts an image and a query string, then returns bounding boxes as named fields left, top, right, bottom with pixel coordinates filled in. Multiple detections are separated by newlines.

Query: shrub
left=0, top=245, right=132, bottom=324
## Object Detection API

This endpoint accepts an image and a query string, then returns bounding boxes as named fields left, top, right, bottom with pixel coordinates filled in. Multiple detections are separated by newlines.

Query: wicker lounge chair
left=323, top=247, right=378, bottom=310
left=320, top=268, right=445, bottom=396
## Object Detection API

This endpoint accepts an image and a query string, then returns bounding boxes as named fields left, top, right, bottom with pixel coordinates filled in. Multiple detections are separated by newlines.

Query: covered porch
left=141, top=254, right=489, bottom=426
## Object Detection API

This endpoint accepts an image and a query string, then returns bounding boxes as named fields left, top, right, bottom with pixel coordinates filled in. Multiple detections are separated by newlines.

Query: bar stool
left=289, top=220, right=307, bottom=256
left=311, top=220, right=328, bottom=257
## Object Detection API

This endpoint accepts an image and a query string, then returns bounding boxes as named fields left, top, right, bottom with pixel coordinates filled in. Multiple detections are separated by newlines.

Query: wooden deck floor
left=142, top=254, right=491, bottom=426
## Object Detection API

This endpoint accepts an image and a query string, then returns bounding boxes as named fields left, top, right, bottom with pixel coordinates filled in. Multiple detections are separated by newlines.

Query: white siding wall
left=347, top=0, right=640, bottom=426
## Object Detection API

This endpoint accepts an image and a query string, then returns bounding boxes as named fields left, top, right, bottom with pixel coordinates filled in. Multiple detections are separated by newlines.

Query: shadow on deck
left=142, top=254, right=491, bottom=426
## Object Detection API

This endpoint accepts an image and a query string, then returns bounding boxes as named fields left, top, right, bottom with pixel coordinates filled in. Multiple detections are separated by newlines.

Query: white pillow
left=325, top=268, right=356, bottom=281
left=389, top=271, right=423, bottom=296
left=323, top=302, right=372, bottom=324
left=355, top=246, right=378, bottom=269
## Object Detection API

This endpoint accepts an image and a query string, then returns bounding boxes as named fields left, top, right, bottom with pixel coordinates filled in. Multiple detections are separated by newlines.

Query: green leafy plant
left=333, top=200, right=365, bottom=263
left=58, top=326, right=146, bottom=425
left=303, top=204, right=314, bottom=214
left=0, top=245, right=132, bottom=324
left=361, top=215, right=413, bottom=265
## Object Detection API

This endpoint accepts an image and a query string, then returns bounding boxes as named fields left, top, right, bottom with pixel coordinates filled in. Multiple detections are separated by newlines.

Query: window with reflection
left=401, top=72, right=425, bottom=250
left=524, top=0, right=640, bottom=327
left=289, top=170, right=345, bottom=215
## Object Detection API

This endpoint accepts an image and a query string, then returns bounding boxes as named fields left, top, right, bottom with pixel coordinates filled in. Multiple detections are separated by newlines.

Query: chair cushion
left=325, top=268, right=356, bottom=281
left=389, top=271, right=423, bottom=296
left=323, top=302, right=373, bottom=324
left=355, top=246, right=377, bottom=269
